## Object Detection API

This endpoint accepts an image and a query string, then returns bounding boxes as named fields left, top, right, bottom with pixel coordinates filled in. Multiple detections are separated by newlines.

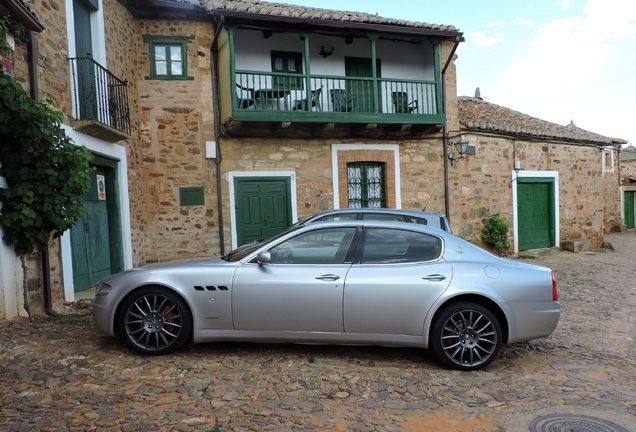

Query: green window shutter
left=179, top=187, right=205, bottom=206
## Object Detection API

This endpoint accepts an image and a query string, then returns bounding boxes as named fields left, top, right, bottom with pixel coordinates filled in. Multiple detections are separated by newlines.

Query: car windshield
left=222, top=216, right=312, bottom=262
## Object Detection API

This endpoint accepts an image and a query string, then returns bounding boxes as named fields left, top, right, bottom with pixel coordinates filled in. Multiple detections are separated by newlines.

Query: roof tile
left=201, top=0, right=458, bottom=32
left=458, top=96, right=626, bottom=146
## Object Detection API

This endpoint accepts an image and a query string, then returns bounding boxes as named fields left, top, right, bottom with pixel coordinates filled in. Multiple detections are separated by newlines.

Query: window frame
left=271, top=51, right=304, bottom=90
left=143, top=35, right=194, bottom=81
left=359, top=228, right=442, bottom=264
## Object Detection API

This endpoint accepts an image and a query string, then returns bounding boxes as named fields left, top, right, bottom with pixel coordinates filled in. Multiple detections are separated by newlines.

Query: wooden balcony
left=223, top=71, right=445, bottom=138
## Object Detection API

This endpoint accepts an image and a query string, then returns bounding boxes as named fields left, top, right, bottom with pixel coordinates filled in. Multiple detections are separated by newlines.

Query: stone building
left=0, top=0, right=627, bottom=319
left=457, top=96, right=626, bottom=251
left=619, top=146, right=636, bottom=229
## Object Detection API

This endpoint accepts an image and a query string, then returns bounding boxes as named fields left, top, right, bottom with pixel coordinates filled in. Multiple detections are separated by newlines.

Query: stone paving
left=1, top=232, right=635, bottom=431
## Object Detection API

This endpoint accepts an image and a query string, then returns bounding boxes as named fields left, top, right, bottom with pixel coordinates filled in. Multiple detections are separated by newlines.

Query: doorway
left=70, top=157, right=124, bottom=292
left=233, top=177, right=293, bottom=246
left=345, top=57, right=381, bottom=113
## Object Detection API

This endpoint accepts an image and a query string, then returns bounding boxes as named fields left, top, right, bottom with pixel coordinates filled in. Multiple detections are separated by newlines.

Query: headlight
left=95, top=281, right=113, bottom=296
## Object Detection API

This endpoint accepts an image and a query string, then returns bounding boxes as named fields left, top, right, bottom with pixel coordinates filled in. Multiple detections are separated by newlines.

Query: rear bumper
left=504, top=301, right=561, bottom=344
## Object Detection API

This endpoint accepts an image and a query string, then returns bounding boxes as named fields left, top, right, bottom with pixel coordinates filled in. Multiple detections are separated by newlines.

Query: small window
left=271, top=51, right=303, bottom=90
left=268, top=227, right=356, bottom=265
left=361, top=228, right=441, bottom=264
left=347, top=162, right=386, bottom=208
left=143, top=35, right=194, bottom=80
left=179, top=187, right=204, bottom=206
left=603, top=149, right=614, bottom=172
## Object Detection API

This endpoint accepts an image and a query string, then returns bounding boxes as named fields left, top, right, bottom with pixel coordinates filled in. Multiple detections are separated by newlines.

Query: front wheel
left=118, top=286, right=192, bottom=355
left=431, top=301, right=502, bottom=371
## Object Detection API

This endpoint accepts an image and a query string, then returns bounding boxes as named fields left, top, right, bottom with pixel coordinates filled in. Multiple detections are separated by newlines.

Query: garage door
left=517, top=179, right=555, bottom=250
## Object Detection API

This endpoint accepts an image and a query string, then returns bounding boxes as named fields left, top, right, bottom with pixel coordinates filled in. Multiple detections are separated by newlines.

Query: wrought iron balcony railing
left=69, top=57, right=131, bottom=136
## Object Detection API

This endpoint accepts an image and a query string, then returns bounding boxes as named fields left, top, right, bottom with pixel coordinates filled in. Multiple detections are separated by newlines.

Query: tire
left=118, top=286, right=192, bottom=355
left=431, top=301, right=502, bottom=371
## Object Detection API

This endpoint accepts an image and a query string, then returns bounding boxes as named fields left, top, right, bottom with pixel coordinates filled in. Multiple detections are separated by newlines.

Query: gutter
left=441, top=36, right=463, bottom=222
left=210, top=15, right=226, bottom=256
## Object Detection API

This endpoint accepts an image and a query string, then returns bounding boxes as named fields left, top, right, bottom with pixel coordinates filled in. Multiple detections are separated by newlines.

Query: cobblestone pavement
left=1, top=232, right=635, bottom=432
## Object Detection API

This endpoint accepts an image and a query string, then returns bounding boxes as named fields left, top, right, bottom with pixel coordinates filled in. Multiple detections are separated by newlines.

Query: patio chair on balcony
left=392, top=91, right=418, bottom=113
left=293, top=86, right=323, bottom=111
left=330, top=89, right=358, bottom=112
left=235, top=84, right=255, bottom=109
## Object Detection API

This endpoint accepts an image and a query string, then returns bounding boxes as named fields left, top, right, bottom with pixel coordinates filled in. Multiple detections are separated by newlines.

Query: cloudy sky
left=261, top=0, right=636, bottom=144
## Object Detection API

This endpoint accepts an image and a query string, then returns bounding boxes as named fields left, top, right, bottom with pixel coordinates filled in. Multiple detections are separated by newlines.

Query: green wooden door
left=71, top=168, right=113, bottom=291
left=517, top=181, right=555, bottom=250
left=235, top=177, right=292, bottom=246
left=345, top=57, right=381, bottom=113
left=625, top=191, right=635, bottom=229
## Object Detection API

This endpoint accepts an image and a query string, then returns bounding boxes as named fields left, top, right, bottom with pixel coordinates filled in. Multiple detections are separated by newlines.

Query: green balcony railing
left=233, top=71, right=441, bottom=123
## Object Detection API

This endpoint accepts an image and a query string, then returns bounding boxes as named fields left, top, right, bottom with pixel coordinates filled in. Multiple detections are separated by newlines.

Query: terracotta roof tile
left=200, top=0, right=459, bottom=33
left=458, top=96, right=626, bottom=146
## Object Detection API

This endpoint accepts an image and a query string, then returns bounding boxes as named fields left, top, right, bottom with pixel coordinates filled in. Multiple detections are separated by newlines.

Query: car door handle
left=422, top=274, right=447, bottom=281
left=315, top=274, right=340, bottom=281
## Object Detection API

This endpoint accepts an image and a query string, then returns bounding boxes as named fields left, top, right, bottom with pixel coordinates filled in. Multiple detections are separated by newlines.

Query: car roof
left=308, top=208, right=446, bottom=219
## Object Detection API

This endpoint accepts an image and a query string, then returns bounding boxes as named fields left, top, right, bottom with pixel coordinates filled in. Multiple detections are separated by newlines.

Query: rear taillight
left=552, top=272, right=558, bottom=302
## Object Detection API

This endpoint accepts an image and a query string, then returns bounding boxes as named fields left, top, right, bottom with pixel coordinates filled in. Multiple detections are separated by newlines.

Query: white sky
left=261, top=0, right=636, bottom=144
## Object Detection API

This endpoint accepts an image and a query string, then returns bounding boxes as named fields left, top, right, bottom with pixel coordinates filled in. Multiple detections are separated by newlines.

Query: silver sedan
left=93, top=221, right=560, bottom=371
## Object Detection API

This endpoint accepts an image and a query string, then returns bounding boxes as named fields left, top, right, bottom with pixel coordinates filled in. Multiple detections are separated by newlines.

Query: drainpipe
left=210, top=16, right=225, bottom=255
left=27, top=30, right=54, bottom=316
left=441, top=36, right=463, bottom=222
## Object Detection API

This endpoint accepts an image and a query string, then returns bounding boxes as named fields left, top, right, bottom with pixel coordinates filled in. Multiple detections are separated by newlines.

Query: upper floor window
left=602, top=148, right=614, bottom=173
left=271, top=51, right=303, bottom=90
left=143, top=35, right=194, bottom=81
left=347, top=162, right=386, bottom=208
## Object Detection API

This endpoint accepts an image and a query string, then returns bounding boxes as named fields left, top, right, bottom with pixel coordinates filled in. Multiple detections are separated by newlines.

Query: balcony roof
left=458, top=96, right=627, bottom=146
left=201, top=0, right=463, bottom=40
left=0, top=0, right=45, bottom=32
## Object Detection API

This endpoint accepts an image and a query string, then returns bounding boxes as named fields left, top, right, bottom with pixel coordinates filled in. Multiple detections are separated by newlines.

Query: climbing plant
left=0, top=69, right=94, bottom=255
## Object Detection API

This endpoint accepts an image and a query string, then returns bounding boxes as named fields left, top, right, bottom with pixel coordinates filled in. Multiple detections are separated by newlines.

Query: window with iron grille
left=347, top=162, right=386, bottom=208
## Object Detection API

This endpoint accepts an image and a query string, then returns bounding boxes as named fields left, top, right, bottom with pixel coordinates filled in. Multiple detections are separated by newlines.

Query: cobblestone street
left=1, top=232, right=635, bottom=431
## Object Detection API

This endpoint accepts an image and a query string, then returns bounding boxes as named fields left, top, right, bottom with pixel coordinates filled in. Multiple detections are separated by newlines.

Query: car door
left=343, top=227, right=452, bottom=335
left=232, top=226, right=357, bottom=332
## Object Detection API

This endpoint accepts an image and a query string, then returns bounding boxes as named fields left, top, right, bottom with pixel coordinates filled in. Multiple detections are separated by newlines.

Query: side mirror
left=256, top=251, right=271, bottom=265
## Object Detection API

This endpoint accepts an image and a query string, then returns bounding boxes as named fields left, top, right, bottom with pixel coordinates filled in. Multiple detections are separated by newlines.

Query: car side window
left=361, top=213, right=405, bottom=222
left=361, top=228, right=441, bottom=264
left=268, top=227, right=356, bottom=264
left=316, top=214, right=358, bottom=222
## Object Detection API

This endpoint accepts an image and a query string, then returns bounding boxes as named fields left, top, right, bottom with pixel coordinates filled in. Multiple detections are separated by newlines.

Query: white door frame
left=512, top=170, right=560, bottom=253
left=228, top=171, right=298, bottom=250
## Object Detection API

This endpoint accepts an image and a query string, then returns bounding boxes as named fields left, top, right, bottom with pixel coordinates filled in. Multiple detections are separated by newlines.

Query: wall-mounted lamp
left=319, top=45, right=335, bottom=58
left=448, top=138, right=471, bottom=166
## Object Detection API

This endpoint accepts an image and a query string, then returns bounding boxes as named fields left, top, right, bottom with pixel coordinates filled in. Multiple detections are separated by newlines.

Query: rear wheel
left=431, top=301, right=502, bottom=371
left=118, top=286, right=192, bottom=355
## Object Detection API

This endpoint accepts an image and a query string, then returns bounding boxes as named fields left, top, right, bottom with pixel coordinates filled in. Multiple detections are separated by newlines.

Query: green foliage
left=0, top=16, right=10, bottom=56
left=0, top=70, right=94, bottom=255
left=481, top=212, right=510, bottom=251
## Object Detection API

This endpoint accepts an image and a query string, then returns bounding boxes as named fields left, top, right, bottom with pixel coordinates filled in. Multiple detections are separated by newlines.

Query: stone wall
left=132, top=19, right=216, bottom=263
left=447, top=134, right=621, bottom=248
